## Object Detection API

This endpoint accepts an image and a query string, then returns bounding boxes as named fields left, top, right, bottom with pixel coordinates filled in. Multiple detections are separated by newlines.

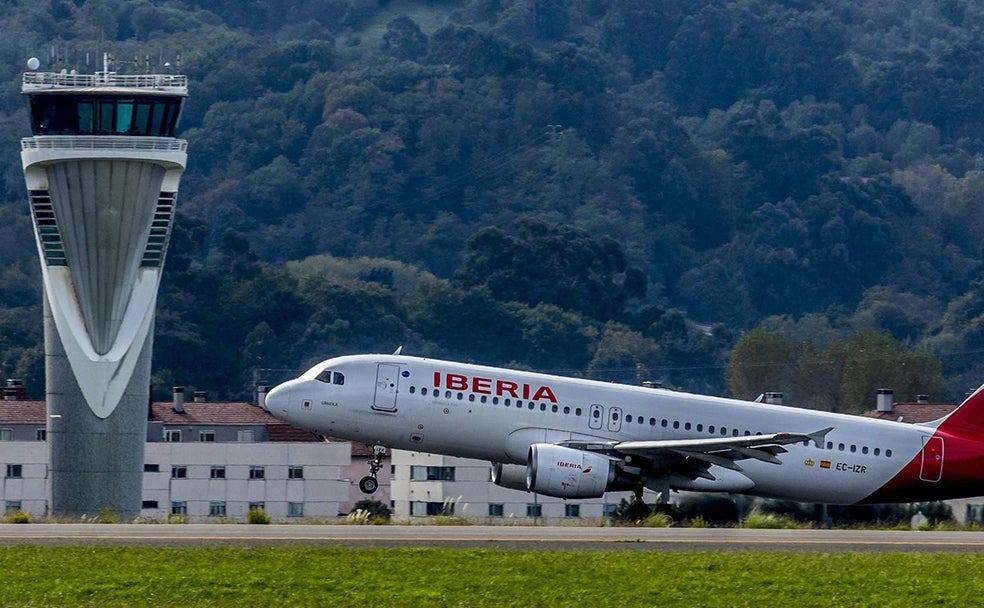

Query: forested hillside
left=0, top=0, right=983, bottom=408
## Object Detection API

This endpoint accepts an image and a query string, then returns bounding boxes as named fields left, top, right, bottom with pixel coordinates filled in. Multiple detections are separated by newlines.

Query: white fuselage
left=265, top=354, right=961, bottom=504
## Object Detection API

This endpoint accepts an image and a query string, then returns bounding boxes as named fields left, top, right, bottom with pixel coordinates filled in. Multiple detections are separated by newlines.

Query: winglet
left=392, top=345, right=403, bottom=355
left=807, top=427, right=833, bottom=448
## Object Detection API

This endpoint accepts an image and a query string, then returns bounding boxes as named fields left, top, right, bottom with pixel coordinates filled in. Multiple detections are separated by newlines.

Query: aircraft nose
left=265, top=383, right=290, bottom=416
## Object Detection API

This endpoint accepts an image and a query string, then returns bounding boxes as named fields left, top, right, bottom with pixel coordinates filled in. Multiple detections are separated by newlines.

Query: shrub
left=96, top=508, right=121, bottom=524
left=4, top=511, right=29, bottom=524
left=642, top=512, right=673, bottom=528
left=351, top=499, right=392, bottom=522
left=248, top=508, right=271, bottom=525
left=744, top=510, right=800, bottom=529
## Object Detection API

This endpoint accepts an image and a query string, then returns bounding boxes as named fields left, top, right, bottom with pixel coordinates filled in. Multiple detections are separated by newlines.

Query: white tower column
left=21, top=67, right=188, bottom=518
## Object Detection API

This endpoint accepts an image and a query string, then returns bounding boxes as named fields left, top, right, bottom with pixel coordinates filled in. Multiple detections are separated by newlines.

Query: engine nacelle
left=491, top=462, right=529, bottom=492
left=527, top=443, right=618, bottom=499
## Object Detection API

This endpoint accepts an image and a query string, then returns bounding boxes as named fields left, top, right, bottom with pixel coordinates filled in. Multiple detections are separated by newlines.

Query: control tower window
left=30, top=95, right=182, bottom=137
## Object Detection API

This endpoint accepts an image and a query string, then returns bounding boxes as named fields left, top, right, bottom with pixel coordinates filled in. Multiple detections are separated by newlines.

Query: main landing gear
left=358, top=444, right=386, bottom=494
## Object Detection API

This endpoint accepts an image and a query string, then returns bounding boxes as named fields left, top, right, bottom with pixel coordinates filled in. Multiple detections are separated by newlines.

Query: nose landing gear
left=358, top=444, right=386, bottom=494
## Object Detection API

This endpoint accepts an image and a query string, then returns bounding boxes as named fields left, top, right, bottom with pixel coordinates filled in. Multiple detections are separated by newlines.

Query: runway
left=1, top=524, right=983, bottom=552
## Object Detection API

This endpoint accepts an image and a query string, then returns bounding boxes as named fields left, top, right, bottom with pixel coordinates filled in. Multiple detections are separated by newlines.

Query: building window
left=5, top=464, right=22, bottom=479
left=171, top=466, right=187, bottom=479
left=142, top=500, right=159, bottom=509
left=0, top=429, right=11, bottom=441
left=288, top=466, right=304, bottom=479
left=249, top=502, right=265, bottom=511
left=35, top=429, right=46, bottom=441
left=249, top=466, right=265, bottom=480
left=5, top=501, right=22, bottom=513
left=410, top=501, right=451, bottom=516
left=199, top=430, right=215, bottom=442
left=526, top=503, right=542, bottom=518
left=488, top=503, right=504, bottom=517
left=144, top=464, right=160, bottom=473
left=287, top=502, right=304, bottom=517
left=163, top=429, right=181, bottom=442
left=237, top=429, right=255, bottom=442
left=603, top=503, right=619, bottom=517
left=564, top=504, right=580, bottom=518
left=171, top=501, right=187, bottom=515
left=209, top=502, right=227, bottom=517
left=210, top=466, right=226, bottom=479
left=410, top=466, right=455, bottom=481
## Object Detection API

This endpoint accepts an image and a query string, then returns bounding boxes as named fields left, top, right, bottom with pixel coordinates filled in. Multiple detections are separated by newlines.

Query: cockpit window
left=333, top=372, right=345, bottom=385
left=315, top=369, right=333, bottom=383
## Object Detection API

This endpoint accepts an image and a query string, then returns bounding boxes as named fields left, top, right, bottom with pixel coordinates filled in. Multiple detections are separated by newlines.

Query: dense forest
left=0, top=0, right=983, bottom=410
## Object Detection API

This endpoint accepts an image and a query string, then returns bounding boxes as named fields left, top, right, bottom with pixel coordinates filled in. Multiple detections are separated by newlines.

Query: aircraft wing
left=561, top=427, right=832, bottom=481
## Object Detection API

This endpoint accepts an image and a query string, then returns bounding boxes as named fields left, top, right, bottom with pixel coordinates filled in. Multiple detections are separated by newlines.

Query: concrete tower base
left=44, top=297, right=152, bottom=520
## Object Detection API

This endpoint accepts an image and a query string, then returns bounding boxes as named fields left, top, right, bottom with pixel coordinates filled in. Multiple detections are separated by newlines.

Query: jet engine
left=526, top=443, right=622, bottom=499
left=490, top=462, right=529, bottom=492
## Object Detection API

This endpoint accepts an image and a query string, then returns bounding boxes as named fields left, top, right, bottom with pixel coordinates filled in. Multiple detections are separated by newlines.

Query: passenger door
left=372, top=363, right=400, bottom=412
left=919, top=435, right=944, bottom=482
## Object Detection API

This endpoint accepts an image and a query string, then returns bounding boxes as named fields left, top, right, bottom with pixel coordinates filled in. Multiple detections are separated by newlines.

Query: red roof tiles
left=0, top=399, right=320, bottom=441
left=0, top=400, right=45, bottom=424
left=862, top=402, right=957, bottom=424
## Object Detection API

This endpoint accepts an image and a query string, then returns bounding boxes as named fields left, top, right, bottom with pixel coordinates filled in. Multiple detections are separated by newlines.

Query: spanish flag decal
left=820, top=460, right=831, bottom=469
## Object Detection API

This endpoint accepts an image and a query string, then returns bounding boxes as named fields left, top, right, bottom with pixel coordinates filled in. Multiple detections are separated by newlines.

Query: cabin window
left=720, top=427, right=728, bottom=436
left=575, top=408, right=582, bottom=416
left=456, top=393, right=463, bottom=400
left=862, top=446, right=869, bottom=454
left=886, top=449, right=893, bottom=458
left=445, top=391, right=452, bottom=399
left=539, top=403, right=546, bottom=411
left=421, top=388, right=428, bottom=396
left=661, top=419, right=668, bottom=428
left=685, top=422, right=692, bottom=431
left=838, top=443, right=845, bottom=451
left=649, top=418, right=656, bottom=426
left=626, top=415, right=633, bottom=423
left=697, top=424, right=703, bottom=432
left=850, top=445, right=857, bottom=453
left=874, top=448, right=881, bottom=456
left=709, top=426, right=715, bottom=434
left=552, top=405, right=558, bottom=413
left=827, top=442, right=833, bottom=450
left=592, top=409, right=601, bottom=419
left=333, top=372, right=344, bottom=385
left=481, top=396, right=488, bottom=404
left=673, top=421, right=680, bottom=429
left=493, top=397, right=499, bottom=405
left=564, top=406, right=570, bottom=414
left=505, top=399, right=511, bottom=406
left=409, top=386, right=416, bottom=394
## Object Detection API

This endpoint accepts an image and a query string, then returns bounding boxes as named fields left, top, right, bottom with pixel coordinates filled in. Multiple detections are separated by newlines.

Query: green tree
left=835, top=333, right=943, bottom=414
left=726, top=328, right=795, bottom=400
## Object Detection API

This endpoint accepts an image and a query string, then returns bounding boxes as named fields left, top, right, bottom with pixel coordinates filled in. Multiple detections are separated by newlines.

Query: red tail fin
left=938, top=384, right=984, bottom=433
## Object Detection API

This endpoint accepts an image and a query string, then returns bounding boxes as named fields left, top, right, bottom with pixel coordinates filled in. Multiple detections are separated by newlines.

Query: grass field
left=0, top=546, right=982, bottom=607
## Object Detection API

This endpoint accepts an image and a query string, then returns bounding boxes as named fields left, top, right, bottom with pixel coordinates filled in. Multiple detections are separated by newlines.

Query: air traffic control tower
left=20, top=57, right=188, bottom=518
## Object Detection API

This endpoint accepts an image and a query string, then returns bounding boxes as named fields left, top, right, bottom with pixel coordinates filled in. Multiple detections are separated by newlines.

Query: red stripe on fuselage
left=861, top=429, right=984, bottom=503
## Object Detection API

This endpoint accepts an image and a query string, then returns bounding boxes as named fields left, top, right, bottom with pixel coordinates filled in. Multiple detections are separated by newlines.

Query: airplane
left=263, top=353, right=984, bottom=505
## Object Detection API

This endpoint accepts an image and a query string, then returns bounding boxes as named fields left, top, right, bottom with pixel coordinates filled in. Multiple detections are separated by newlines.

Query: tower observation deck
left=20, top=62, right=188, bottom=518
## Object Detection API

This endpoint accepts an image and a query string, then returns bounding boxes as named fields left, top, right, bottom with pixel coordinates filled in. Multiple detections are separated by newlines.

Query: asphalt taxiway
left=0, top=524, right=983, bottom=552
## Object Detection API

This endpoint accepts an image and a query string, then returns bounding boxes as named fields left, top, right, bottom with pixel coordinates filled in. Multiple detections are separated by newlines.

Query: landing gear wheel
left=359, top=475, right=379, bottom=494
left=359, top=444, right=387, bottom=494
